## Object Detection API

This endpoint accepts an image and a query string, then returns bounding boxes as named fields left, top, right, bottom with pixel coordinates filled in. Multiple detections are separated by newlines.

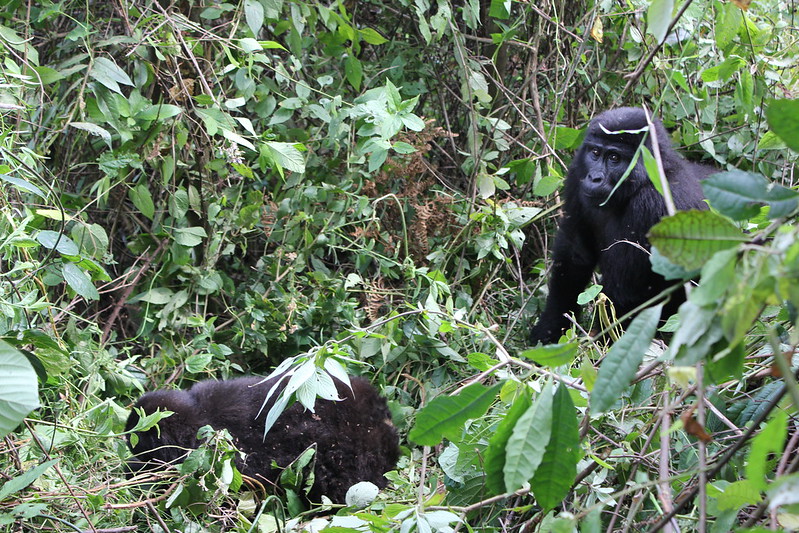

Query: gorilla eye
left=608, top=153, right=621, bottom=163
left=591, top=148, right=601, bottom=157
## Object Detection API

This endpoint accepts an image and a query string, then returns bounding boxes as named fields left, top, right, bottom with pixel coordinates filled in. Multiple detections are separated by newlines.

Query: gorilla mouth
left=582, top=188, right=615, bottom=204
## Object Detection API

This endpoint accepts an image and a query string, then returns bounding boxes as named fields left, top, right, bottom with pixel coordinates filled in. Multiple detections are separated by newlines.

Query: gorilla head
left=528, top=107, right=714, bottom=344
left=575, top=107, right=676, bottom=207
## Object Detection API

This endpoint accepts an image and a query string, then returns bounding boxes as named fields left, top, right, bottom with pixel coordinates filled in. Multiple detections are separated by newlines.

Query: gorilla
left=529, top=107, right=714, bottom=344
left=125, top=375, right=399, bottom=503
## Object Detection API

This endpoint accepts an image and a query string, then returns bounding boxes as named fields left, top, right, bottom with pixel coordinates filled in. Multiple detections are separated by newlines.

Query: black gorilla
left=529, top=107, right=714, bottom=344
left=125, top=375, right=399, bottom=503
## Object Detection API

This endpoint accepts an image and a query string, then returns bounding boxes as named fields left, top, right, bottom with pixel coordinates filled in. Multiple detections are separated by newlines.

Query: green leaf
left=392, top=141, right=417, bottom=154
left=766, top=99, right=799, bottom=152
left=0, top=174, right=46, bottom=199
left=71, top=223, right=109, bottom=259
left=715, top=2, right=743, bottom=51
left=746, top=410, right=787, bottom=491
left=711, top=479, right=762, bottom=510
left=185, top=352, right=213, bottom=374
left=128, top=183, right=155, bottom=220
left=577, top=284, right=603, bottom=305
left=519, top=343, right=578, bottom=368
left=483, top=390, right=532, bottom=495
left=36, top=230, right=79, bottom=256
left=263, top=141, right=306, bottom=173
left=368, top=149, right=388, bottom=173
left=0, top=459, right=58, bottom=500
left=62, top=262, right=100, bottom=301
left=136, top=103, right=182, bottom=121
left=135, top=287, right=174, bottom=305
left=531, top=384, right=581, bottom=510
left=756, top=131, right=786, bottom=151
left=359, top=27, right=388, bottom=45
left=488, top=0, right=511, bottom=19
left=703, top=170, right=799, bottom=221
left=36, top=209, right=70, bottom=221
left=408, top=383, right=501, bottom=446
left=477, top=173, right=495, bottom=199
left=690, top=248, right=738, bottom=306
left=68, top=121, right=112, bottom=149
left=33, top=65, right=64, bottom=85
left=239, top=37, right=262, bottom=53
left=641, top=146, right=665, bottom=196
left=0, top=340, right=40, bottom=439
left=174, top=227, right=207, bottom=247
left=504, top=380, right=554, bottom=492
left=648, top=210, right=747, bottom=271
left=668, top=301, right=723, bottom=365
left=591, top=305, right=663, bottom=415
left=89, top=57, right=133, bottom=94
left=700, top=57, right=745, bottom=84
left=647, top=0, right=673, bottom=43
left=221, top=128, right=256, bottom=151
left=244, top=0, right=264, bottom=35
left=345, top=55, right=362, bottom=91
left=400, top=113, right=425, bottom=132
left=169, top=188, right=189, bottom=219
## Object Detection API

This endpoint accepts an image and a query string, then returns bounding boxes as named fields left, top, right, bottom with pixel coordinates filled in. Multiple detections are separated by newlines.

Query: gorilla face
left=575, top=110, right=659, bottom=208
left=579, top=137, right=640, bottom=204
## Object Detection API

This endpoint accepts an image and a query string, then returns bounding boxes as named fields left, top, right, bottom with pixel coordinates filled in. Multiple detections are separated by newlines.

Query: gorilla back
left=528, top=107, right=714, bottom=344
left=125, top=375, right=399, bottom=503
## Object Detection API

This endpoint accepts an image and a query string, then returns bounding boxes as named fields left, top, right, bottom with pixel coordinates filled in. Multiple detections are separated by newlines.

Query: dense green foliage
left=0, top=0, right=798, bottom=531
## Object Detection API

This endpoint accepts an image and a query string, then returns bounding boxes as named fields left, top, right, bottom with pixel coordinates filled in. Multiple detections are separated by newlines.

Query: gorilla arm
left=528, top=212, right=597, bottom=345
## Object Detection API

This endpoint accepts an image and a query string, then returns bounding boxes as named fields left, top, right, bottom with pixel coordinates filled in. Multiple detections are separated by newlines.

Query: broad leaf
left=503, top=380, right=554, bottom=492
left=483, top=389, right=532, bottom=495
left=128, top=183, right=155, bottom=220
left=409, top=382, right=501, bottom=446
left=174, top=227, right=207, bottom=247
left=36, top=230, right=79, bottom=256
left=0, top=340, right=40, bottom=438
left=766, top=98, right=799, bottom=152
left=648, top=210, right=747, bottom=270
left=702, top=170, right=799, bottom=220
left=746, top=410, right=787, bottom=491
left=359, top=28, right=387, bottom=45
left=137, top=104, right=182, bottom=122
left=62, top=262, right=100, bottom=301
left=647, top=0, right=674, bottom=44
left=715, top=2, right=743, bottom=50
left=264, top=141, right=306, bottom=173
left=345, top=56, right=362, bottom=91
left=519, top=343, right=578, bottom=368
left=0, top=459, right=58, bottom=500
left=531, top=384, right=581, bottom=510
left=0, top=174, right=46, bottom=199
left=68, top=122, right=112, bottom=148
left=244, top=0, right=264, bottom=35
left=89, top=56, right=133, bottom=94
left=591, top=305, right=663, bottom=415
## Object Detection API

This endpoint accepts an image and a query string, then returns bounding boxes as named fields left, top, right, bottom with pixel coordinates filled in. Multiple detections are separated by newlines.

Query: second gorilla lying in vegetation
left=125, top=375, right=399, bottom=503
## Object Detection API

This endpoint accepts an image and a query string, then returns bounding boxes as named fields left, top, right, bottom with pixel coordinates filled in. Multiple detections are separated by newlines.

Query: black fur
left=125, top=375, right=399, bottom=503
left=529, top=107, right=714, bottom=344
